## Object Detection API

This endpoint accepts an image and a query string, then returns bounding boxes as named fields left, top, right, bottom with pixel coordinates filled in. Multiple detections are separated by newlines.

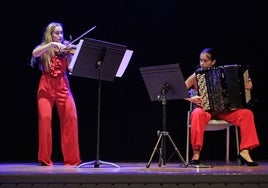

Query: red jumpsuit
left=37, top=55, right=81, bottom=166
left=190, top=107, right=260, bottom=152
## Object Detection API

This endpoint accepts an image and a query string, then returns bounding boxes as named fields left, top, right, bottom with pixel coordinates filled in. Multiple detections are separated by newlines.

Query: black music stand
left=69, top=37, right=133, bottom=168
left=139, top=63, right=189, bottom=168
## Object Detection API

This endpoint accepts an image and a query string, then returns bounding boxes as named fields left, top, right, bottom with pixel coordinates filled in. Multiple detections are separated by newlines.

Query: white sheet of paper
left=116, top=49, right=133, bottom=77
left=68, top=39, right=84, bottom=74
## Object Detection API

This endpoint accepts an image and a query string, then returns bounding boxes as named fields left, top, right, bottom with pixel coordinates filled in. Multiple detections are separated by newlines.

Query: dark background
left=2, top=0, right=268, bottom=163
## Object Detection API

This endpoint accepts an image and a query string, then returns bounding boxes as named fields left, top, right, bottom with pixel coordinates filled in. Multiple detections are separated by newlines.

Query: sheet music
left=68, top=39, right=84, bottom=74
left=116, top=49, right=133, bottom=77
left=68, top=37, right=132, bottom=80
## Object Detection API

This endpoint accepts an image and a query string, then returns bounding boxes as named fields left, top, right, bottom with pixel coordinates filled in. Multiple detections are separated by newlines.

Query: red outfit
left=190, top=107, right=260, bottom=151
left=37, top=55, right=81, bottom=166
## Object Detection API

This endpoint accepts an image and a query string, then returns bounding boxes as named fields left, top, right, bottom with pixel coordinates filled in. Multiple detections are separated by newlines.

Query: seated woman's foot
left=190, top=159, right=200, bottom=165
left=190, top=150, right=200, bottom=165
left=238, top=149, right=258, bottom=166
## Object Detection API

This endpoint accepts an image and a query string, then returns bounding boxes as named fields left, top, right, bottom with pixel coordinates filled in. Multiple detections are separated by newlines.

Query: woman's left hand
left=245, top=78, right=253, bottom=90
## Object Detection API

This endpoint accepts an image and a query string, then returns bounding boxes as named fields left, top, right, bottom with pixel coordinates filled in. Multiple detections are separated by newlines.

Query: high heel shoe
left=190, top=159, right=200, bottom=165
left=238, top=154, right=258, bottom=166
left=190, top=149, right=201, bottom=165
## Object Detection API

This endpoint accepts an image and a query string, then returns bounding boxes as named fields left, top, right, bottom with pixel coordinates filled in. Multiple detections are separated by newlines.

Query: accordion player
left=195, top=64, right=251, bottom=112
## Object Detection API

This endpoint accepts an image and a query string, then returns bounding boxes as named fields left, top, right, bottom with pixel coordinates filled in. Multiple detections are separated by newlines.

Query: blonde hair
left=41, top=22, right=65, bottom=71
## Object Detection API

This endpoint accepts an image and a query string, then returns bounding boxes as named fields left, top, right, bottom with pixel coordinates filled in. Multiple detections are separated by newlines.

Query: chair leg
left=186, top=126, right=190, bottom=164
left=186, top=111, right=191, bottom=164
left=226, top=127, right=230, bottom=164
left=235, top=126, right=241, bottom=165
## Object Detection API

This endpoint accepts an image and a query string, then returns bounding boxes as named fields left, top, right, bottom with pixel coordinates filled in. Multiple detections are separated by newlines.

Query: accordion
left=195, top=64, right=251, bottom=112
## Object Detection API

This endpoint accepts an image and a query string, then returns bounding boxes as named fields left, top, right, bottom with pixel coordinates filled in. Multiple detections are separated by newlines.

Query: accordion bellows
left=195, top=64, right=251, bottom=112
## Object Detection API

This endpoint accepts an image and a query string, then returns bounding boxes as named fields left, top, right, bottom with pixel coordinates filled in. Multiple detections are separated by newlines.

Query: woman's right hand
left=51, top=42, right=67, bottom=51
left=191, top=95, right=202, bottom=106
left=33, top=42, right=66, bottom=57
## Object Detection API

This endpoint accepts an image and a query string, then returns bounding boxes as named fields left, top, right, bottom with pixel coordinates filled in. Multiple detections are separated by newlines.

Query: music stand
left=69, top=37, right=133, bottom=168
left=139, top=63, right=189, bottom=168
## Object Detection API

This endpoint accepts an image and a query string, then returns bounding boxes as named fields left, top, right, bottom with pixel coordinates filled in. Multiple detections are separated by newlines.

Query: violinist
left=32, top=22, right=82, bottom=166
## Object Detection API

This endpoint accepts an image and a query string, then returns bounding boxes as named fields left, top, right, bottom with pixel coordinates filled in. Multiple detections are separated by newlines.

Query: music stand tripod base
left=77, top=160, right=120, bottom=168
left=146, top=131, right=188, bottom=168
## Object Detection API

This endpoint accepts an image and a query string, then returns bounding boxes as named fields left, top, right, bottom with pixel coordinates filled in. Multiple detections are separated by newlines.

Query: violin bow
left=69, top=25, right=96, bottom=45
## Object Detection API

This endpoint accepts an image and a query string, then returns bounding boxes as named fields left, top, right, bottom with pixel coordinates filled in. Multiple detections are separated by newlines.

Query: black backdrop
left=2, top=0, right=268, bottom=163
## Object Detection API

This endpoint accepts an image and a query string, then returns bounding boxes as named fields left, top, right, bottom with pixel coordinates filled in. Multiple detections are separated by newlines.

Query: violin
left=56, top=44, right=77, bottom=56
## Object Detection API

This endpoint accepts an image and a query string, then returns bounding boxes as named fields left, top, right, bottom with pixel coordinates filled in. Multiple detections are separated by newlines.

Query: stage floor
left=1, top=160, right=268, bottom=188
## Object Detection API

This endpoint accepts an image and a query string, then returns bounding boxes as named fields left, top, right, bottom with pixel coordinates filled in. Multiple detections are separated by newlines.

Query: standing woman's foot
left=39, top=160, right=53, bottom=166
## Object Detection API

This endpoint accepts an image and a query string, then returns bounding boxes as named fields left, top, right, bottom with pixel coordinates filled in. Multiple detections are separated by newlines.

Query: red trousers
left=190, top=107, right=260, bottom=151
left=37, top=74, right=81, bottom=165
